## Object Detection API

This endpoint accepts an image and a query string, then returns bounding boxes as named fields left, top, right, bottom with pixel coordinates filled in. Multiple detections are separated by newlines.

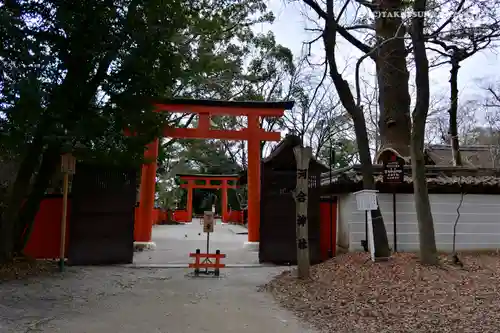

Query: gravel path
left=134, top=222, right=258, bottom=266
left=0, top=223, right=316, bottom=333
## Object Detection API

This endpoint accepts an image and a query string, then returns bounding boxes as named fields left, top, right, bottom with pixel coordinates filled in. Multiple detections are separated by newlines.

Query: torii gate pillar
left=134, top=138, right=159, bottom=249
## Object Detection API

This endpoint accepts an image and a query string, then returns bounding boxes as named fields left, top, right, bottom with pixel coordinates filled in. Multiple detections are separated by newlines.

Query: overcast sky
left=254, top=1, right=500, bottom=109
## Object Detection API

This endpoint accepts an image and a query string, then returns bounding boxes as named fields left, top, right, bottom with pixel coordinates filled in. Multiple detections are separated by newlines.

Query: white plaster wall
left=340, top=193, right=500, bottom=252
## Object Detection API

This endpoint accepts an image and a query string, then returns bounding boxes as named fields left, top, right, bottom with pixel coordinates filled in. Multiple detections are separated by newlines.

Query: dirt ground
left=265, top=252, right=500, bottom=333
left=0, top=223, right=316, bottom=333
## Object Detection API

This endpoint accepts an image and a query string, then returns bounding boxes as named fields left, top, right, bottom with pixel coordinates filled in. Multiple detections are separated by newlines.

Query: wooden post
left=60, top=152, right=76, bottom=272
left=293, top=145, right=312, bottom=279
left=59, top=172, right=69, bottom=272
left=186, top=180, right=194, bottom=222
left=221, top=179, right=228, bottom=222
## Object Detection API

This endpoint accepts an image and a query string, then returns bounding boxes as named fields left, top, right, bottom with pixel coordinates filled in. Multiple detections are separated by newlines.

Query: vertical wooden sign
left=293, top=146, right=312, bottom=279
left=203, top=211, right=214, bottom=233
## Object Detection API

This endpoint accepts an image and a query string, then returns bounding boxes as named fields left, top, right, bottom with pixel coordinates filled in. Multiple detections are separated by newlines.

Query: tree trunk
left=410, top=144, right=438, bottom=264
left=15, top=144, right=61, bottom=253
left=449, top=54, right=462, bottom=166
left=375, top=0, right=411, bottom=158
left=322, top=0, right=390, bottom=258
left=352, top=111, right=391, bottom=258
left=0, top=134, right=45, bottom=263
left=411, top=0, right=438, bottom=265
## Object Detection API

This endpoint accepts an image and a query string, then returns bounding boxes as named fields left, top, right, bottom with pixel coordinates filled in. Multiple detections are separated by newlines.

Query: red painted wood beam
left=179, top=177, right=239, bottom=182
left=163, top=127, right=280, bottom=141
left=154, top=104, right=285, bottom=117
left=180, top=184, right=237, bottom=189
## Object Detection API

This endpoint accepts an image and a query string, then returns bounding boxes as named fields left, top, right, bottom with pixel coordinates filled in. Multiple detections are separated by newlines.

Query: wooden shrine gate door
left=68, top=163, right=137, bottom=265
left=259, top=170, right=321, bottom=264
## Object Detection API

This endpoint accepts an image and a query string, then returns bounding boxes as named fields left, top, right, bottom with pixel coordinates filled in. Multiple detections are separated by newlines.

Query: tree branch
left=302, top=0, right=374, bottom=56
left=345, top=24, right=375, bottom=31
left=428, top=0, right=466, bottom=38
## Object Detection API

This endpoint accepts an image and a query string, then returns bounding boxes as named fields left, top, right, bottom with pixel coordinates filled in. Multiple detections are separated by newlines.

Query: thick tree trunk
left=0, top=134, right=45, bottom=263
left=15, top=144, right=60, bottom=253
left=449, top=55, right=462, bottom=166
left=352, top=110, right=391, bottom=258
left=411, top=0, right=438, bottom=265
left=321, top=0, right=390, bottom=257
left=375, top=0, right=411, bottom=158
left=410, top=144, right=438, bottom=264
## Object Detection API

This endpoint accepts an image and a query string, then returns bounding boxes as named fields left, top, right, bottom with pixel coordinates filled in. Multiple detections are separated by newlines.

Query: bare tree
left=426, top=0, right=500, bottom=165
left=470, top=88, right=500, bottom=165
left=302, top=0, right=391, bottom=258
left=485, top=83, right=500, bottom=109
left=280, top=72, right=353, bottom=158
left=426, top=98, right=478, bottom=144
left=410, top=0, right=439, bottom=265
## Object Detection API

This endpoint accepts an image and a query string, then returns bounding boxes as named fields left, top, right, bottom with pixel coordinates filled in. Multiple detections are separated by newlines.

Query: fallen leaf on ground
left=263, top=252, right=500, bottom=333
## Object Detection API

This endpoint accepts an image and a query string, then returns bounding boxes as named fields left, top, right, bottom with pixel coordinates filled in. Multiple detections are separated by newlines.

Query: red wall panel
left=173, top=210, right=190, bottom=222
left=24, top=197, right=71, bottom=259
left=320, top=200, right=337, bottom=261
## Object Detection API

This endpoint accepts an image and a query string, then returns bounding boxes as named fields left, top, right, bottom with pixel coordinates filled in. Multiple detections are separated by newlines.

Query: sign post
left=59, top=152, right=76, bottom=272
left=293, top=146, right=312, bottom=279
left=382, top=153, right=404, bottom=252
left=328, top=145, right=335, bottom=258
left=188, top=211, right=226, bottom=277
left=354, top=190, right=379, bottom=261
left=203, top=211, right=214, bottom=255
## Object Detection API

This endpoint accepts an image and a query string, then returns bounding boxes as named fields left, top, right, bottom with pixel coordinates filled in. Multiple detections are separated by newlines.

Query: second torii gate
left=134, top=99, right=294, bottom=249
left=178, top=174, right=239, bottom=222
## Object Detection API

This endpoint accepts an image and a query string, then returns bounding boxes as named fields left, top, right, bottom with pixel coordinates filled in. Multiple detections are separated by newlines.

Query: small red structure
left=177, top=173, right=239, bottom=223
left=320, top=199, right=337, bottom=260
left=24, top=196, right=71, bottom=259
left=189, top=249, right=226, bottom=276
left=172, top=209, right=190, bottom=222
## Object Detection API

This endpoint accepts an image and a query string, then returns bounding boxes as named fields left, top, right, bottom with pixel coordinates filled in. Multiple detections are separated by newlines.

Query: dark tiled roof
left=324, top=144, right=500, bottom=191
left=238, top=135, right=329, bottom=185
left=263, top=134, right=329, bottom=172
left=424, top=144, right=497, bottom=168
left=153, top=98, right=295, bottom=110
left=321, top=164, right=500, bottom=188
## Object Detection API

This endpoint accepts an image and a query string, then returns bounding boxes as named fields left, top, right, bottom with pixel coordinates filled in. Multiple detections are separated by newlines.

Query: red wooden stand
left=189, top=249, right=226, bottom=276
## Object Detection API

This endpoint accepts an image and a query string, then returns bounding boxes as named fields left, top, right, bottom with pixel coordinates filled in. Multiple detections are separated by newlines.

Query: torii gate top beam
left=154, top=98, right=294, bottom=116
left=177, top=173, right=239, bottom=189
left=154, top=98, right=294, bottom=141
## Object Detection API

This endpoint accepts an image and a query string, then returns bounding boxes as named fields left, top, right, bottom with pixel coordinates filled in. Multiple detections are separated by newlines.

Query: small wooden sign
left=383, top=153, right=404, bottom=183
left=203, top=211, right=214, bottom=233
left=61, top=153, right=76, bottom=175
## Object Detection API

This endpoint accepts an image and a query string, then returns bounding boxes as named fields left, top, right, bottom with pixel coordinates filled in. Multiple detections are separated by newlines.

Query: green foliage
left=0, top=0, right=278, bottom=261
left=317, top=139, right=359, bottom=169
left=154, top=28, right=299, bottom=209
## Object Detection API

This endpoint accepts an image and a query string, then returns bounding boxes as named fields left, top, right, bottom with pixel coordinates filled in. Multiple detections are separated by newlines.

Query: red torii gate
left=177, top=174, right=239, bottom=223
left=134, top=99, right=293, bottom=248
